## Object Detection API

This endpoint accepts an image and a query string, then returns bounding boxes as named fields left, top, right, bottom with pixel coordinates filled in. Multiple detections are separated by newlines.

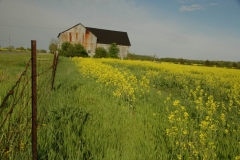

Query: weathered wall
left=97, top=43, right=129, bottom=59
left=85, top=30, right=97, bottom=57
left=58, top=24, right=86, bottom=46
left=118, top=45, right=129, bottom=60
left=58, top=24, right=97, bottom=57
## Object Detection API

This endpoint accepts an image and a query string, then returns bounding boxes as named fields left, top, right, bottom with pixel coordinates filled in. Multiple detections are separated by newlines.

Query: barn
left=57, top=23, right=131, bottom=59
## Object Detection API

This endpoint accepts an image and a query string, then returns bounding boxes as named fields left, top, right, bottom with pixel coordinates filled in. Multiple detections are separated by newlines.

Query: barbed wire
left=0, top=53, right=59, bottom=159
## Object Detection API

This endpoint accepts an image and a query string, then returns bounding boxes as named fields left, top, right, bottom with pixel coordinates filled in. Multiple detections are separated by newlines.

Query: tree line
left=126, top=53, right=240, bottom=69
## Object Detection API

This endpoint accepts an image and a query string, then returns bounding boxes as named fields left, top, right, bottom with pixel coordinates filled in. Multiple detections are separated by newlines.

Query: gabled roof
left=86, top=27, right=131, bottom=46
left=57, top=23, right=131, bottom=46
left=57, top=23, right=85, bottom=38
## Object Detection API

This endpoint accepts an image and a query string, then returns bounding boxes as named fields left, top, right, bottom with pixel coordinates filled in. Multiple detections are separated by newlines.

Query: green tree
left=73, top=44, right=88, bottom=57
left=16, top=46, right=25, bottom=50
left=108, top=43, right=119, bottom=58
left=58, top=42, right=88, bottom=57
left=8, top=45, right=14, bottom=50
left=205, top=60, right=211, bottom=66
left=59, top=42, right=73, bottom=57
left=38, top=49, right=47, bottom=53
left=49, top=38, right=58, bottom=54
left=232, top=62, right=238, bottom=68
left=94, top=47, right=108, bottom=58
left=179, top=58, right=185, bottom=64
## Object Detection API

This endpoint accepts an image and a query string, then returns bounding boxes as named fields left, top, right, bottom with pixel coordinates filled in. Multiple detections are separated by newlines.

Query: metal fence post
left=31, top=40, right=37, bottom=160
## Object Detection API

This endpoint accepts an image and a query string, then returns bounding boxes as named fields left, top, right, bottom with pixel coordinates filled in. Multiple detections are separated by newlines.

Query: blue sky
left=0, top=0, right=239, bottom=61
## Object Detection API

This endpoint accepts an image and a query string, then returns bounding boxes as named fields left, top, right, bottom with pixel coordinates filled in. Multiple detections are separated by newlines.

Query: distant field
left=0, top=51, right=48, bottom=54
left=0, top=54, right=240, bottom=159
left=0, top=51, right=30, bottom=54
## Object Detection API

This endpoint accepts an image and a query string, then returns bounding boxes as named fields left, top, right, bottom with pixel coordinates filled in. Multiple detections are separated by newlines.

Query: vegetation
left=73, top=58, right=240, bottom=159
left=108, top=43, right=119, bottom=58
left=49, top=38, right=58, bottom=54
left=38, top=49, right=47, bottom=53
left=0, top=46, right=45, bottom=52
left=94, top=43, right=121, bottom=59
left=127, top=53, right=240, bottom=69
left=1, top=54, right=240, bottom=159
left=58, top=42, right=88, bottom=57
left=93, top=47, right=108, bottom=58
left=16, top=46, right=26, bottom=51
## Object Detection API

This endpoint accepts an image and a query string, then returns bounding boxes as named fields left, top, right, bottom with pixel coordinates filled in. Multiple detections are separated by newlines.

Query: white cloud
left=179, top=4, right=204, bottom=11
left=205, top=3, right=218, bottom=7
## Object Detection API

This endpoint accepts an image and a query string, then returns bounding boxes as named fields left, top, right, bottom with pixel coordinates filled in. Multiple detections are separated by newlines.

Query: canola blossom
left=73, top=58, right=150, bottom=103
left=73, top=57, right=240, bottom=159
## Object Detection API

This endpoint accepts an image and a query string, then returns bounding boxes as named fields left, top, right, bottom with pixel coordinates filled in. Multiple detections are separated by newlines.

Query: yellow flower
left=220, top=113, right=226, bottom=124
left=173, top=100, right=180, bottom=106
left=183, top=130, right=188, bottom=135
left=225, top=129, right=229, bottom=134
left=184, top=112, right=189, bottom=119
left=177, top=155, right=182, bottom=160
left=168, top=113, right=175, bottom=123
left=181, top=106, right=186, bottom=110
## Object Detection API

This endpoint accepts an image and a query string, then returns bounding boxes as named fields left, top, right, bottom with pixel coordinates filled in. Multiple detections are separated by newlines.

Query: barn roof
left=57, top=23, right=85, bottom=38
left=86, top=27, right=131, bottom=46
left=57, top=23, right=131, bottom=46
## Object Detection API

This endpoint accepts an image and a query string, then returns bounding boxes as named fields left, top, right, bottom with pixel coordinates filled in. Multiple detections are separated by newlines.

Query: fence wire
left=0, top=53, right=58, bottom=159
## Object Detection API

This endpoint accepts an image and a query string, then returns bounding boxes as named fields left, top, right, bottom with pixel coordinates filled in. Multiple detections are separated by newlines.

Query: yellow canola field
left=73, top=58, right=240, bottom=159
left=100, top=59, right=240, bottom=106
left=73, top=58, right=150, bottom=103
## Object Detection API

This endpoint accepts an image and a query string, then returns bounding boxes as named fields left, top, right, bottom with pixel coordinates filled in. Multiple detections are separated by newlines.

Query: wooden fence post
left=31, top=40, right=37, bottom=160
left=51, top=51, right=59, bottom=90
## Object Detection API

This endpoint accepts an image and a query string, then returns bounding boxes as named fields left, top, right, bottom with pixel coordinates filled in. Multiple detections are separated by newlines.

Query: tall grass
left=0, top=53, right=54, bottom=159
left=1, top=54, right=239, bottom=159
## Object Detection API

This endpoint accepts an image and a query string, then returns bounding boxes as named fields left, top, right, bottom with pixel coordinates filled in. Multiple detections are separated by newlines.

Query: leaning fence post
left=31, top=40, right=37, bottom=160
left=51, top=51, right=59, bottom=90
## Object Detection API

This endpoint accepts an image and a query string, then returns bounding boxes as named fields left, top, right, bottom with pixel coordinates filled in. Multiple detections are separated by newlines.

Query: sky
left=0, top=0, right=239, bottom=61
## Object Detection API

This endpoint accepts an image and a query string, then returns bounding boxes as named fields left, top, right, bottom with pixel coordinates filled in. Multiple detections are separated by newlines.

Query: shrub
left=58, top=42, right=88, bottom=57
left=49, top=43, right=57, bottom=54
left=49, top=38, right=58, bottom=54
left=16, top=46, right=25, bottom=51
left=94, top=47, right=108, bottom=58
left=38, top=49, right=47, bottom=53
left=73, top=44, right=88, bottom=57
left=108, top=43, right=119, bottom=59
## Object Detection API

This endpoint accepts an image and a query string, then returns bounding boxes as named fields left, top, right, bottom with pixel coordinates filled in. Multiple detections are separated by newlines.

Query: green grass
left=0, top=53, right=53, bottom=95
left=0, top=54, right=239, bottom=159
left=0, top=54, right=173, bottom=159
left=36, top=57, right=173, bottom=159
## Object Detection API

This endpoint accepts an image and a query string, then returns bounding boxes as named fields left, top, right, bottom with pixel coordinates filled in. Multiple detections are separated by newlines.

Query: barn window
left=76, top=33, right=78, bottom=41
left=88, top=50, right=91, bottom=53
left=69, top=33, right=72, bottom=42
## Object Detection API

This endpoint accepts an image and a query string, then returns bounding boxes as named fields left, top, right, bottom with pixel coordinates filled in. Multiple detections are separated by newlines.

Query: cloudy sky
left=0, top=0, right=239, bottom=61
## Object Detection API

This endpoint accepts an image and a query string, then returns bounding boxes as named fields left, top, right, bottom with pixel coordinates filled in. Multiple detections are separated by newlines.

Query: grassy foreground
left=37, top=57, right=172, bottom=159
left=1, top=54, right=240, bottom=159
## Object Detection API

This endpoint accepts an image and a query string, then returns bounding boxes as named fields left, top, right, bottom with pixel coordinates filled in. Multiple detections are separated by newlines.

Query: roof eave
left=57, top=23, right=86, bottom=38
